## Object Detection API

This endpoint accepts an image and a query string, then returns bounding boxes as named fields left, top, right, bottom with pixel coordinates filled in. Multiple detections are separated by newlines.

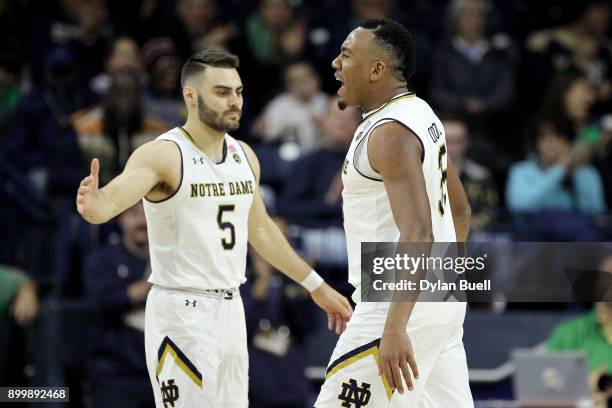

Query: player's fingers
left=91, top=158, right=100, bottom=188
left=335, top=313, right=342, bottom=334
left=391, top=361, right=403, bottom=394
left=400, top=359, right=413, bottom=392
left=80, top=176, right=92, bottom=187
left=327, top=312, right=333, bottom=331
left=91, top=158, right=99, bottom=178
left=408, top=354, right=419, bottom=380
left=387, top=361, right=404, bottom=394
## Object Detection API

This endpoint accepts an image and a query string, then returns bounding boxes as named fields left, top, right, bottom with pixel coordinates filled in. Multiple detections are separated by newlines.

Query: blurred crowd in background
left=1, top=0, right=612, bottom=406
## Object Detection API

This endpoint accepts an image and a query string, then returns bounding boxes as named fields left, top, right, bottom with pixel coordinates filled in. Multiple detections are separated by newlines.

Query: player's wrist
left=300, top=269, right=324, bottom=292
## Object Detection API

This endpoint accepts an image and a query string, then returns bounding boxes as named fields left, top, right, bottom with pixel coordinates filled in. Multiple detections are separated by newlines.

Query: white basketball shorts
left=315, top=301, right=473, bottom=408
left=144, top=286, right=248, bottom=408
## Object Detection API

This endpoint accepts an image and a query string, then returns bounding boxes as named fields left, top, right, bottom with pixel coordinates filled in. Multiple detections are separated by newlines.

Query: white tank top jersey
left=342, top=92, right=457, bottom=303
left=143, top=127, right=256, bottom=291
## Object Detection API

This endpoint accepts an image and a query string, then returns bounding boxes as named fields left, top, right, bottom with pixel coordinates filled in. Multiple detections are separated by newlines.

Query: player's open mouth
left=335, top=73, right=346, bottom=97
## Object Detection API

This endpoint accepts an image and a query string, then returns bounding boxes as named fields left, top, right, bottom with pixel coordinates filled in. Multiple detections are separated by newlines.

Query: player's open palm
left=76, top=159, right=100, bottom=217
left=379, top=328, right=419, bottom=394
left=311, top=283, right=353, bottom=334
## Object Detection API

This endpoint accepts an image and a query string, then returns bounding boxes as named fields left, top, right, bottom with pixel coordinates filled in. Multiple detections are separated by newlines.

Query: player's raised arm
left=76, top=139, right=179, bottom=224
left=368, top=122, right=433, bottom=394
left=239, top=141, right=353, bottom=333
left=446, top=157, right=471, bottom=242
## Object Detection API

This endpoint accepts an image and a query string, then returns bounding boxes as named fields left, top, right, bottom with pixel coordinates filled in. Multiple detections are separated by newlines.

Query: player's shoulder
left=130, top=130, right=182, bottom=168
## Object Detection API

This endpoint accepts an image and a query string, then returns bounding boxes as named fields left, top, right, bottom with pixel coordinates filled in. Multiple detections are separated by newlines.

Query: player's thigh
left=217, top=297, right=249, bottom=408
left=315, top=304, right=395, bottom=408
left=417, top=328, right=474, bottom=408
left=145, top=288, right=221, bottom=408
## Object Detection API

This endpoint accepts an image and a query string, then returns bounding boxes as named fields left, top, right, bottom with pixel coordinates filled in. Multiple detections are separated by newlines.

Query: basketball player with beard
left=315, top=19, right=474, bottom=407
left=76, top=49, right=353, bottom=408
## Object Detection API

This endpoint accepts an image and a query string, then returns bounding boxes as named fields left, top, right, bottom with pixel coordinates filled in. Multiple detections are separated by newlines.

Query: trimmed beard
left=197, top=95, right=241, bottom=132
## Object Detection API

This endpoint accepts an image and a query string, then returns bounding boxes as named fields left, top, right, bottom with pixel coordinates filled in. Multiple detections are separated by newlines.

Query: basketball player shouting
left=76, top=49, right=352, bottom=408
left=315, top=19, right=474, bottom=407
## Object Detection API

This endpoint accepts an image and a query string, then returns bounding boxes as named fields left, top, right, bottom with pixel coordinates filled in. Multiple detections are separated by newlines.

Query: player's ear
left=369, top=60, right=386, bottom=82
left=183, top=86, right=197, bottom=109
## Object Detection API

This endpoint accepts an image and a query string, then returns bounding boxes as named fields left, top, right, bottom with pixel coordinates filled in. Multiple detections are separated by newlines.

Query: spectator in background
left=442, top=115, right=499, bottom=232
left=239, top=0, right=308, bottom=106
left=253, top=61, right=329, bottom=154
left=0, top=61, right=21, bottom=142
left=0, top=265, right=39, bottom=386
left=547, top=256, right=612, bottom=408
left=539, top=67, right=612, bottom=172
left=525, top=0, right=612, bottom=113
left=165, top=0, right=236, bottom=62
left=429, top=0, right=516, bottom=118
left=90, top=36, right=142, bottom=97
left=84, top=202, right=154, bottom=408
left=0, top=266, right=38, bottom=327
left=277, top=99, right=357, bottom=269
left=5, top=44, right=91, bottom=197
left=540, top=67, right=596, bottom=141
left=506, top=118, right=606, bottom=240
left=242, top=252, right=319, bottom=408
left=0, top=0, right=25, bottom=135
left=28, top=0, right=114, bottom=84
left=73, top=70, right=169, bottom=185
left=141, top=37, right=185, bottom=125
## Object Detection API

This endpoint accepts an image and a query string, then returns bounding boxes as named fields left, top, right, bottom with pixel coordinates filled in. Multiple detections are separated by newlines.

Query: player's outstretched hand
left=379, top=328, right=419, bottom=394
left=76, top=158, right=100, bottom=220
left=310, top=283, right=352, bottom=334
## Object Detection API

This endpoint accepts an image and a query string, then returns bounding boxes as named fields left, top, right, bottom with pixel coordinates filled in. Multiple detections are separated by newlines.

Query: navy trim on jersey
left=353, top=131, right=383, bottom=182
left=180, top=126, right=228, bottom=164
left=144, top=139, right=184, bottom=203
left=236, top=141, right=257, bottom=182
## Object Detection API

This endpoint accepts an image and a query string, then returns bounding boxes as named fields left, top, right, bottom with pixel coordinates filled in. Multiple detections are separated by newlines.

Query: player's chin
left=224, top=118, right=241, bottom=131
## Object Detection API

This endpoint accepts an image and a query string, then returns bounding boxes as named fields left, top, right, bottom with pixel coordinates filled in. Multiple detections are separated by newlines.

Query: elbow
left=456, top=203, right=471, bottom=222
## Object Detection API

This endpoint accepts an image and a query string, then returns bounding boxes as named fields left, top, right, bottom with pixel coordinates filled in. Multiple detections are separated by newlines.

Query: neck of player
left=362, top=83, right=409, bottom=113
left=183, top=118, right=226, bottom=163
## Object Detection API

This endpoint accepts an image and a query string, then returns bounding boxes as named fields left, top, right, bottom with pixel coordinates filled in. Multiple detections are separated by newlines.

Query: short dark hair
left=359, top=18, right=416, bottom=82
left=180, top=49, right=240, bottom=88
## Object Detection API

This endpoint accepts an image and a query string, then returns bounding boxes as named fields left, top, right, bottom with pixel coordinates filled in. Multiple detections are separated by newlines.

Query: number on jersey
left=217, top=205, right=235, bottom=250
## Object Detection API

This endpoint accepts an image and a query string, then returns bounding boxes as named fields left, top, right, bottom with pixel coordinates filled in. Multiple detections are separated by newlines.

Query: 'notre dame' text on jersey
left=143, top=127, right=256, bottom=291
left=342, top=92, right=457, bottom=304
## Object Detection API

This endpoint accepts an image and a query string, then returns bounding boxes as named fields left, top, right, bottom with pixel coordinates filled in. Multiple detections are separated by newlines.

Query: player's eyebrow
left=341, top=46, right=353, bottom=55
left=212, top=85, right=244, bottom=91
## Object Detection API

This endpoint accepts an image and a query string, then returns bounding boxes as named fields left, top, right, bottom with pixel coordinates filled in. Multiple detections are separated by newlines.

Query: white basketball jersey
left=143, top=127, right=255, bottom=291
left=342, top=92, right=457, bottom=302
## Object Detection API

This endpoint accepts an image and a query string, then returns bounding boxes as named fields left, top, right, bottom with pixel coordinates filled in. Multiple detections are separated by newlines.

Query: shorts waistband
left=152, top=285, right=239, bottom=300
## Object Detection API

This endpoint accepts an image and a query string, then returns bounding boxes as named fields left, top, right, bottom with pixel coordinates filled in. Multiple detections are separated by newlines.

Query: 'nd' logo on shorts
left=161, top=379, right=179, bottom=407
left=338, top=378, right=371, bottom=407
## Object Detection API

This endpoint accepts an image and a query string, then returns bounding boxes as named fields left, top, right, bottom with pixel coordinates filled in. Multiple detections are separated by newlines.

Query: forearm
left=452, top=210, right=471, bottom=242
left=81, top=187, right=123, bottom=224
left=249, top=216, right=312, bottom=283
left=384, top=301, right=417, bottom=333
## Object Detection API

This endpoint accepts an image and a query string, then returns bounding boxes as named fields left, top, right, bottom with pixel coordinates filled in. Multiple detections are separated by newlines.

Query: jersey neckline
left=178, top=126, right=228, bottom=165
left=361, top=91, right=416, bottom=121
